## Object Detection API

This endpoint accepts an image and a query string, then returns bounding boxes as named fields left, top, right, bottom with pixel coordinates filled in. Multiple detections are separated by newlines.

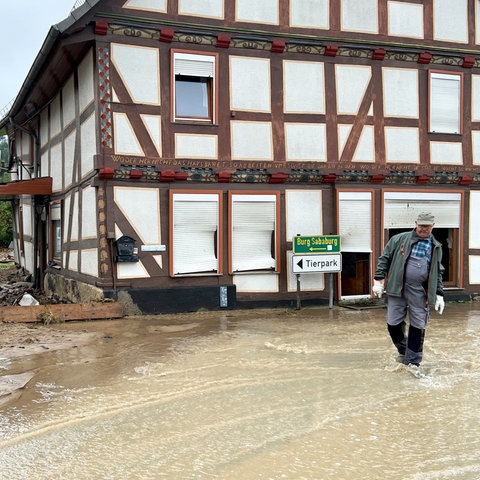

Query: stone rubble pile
left=0, top=265, right=36, bottom=306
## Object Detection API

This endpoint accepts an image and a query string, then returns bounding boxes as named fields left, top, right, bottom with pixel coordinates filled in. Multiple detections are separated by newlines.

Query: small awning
left=0, top=177, right=52, bottom=199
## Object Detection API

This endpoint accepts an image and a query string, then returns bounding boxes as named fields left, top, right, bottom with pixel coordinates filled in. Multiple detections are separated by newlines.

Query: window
left=172, top=51, right=217, bottom=123
left=170, top=192, right=222, bottom=275
left=229, top=193, right=280, bottom=273
left=429, top=71, right=462, bottom=134
left=50, top=203, right=62, bottom=261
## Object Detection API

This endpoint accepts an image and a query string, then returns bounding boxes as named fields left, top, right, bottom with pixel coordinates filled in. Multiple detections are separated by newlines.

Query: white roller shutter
left=429, top=73, right=461, bottom=134
left=174, top=53, right=215, bottom=77
left=339, top=192, right=372, bottom=252
left=384, top=192, right=461, bottom=228
left=231, top=195, right=276, bottom=272
left=172, top=194, right=219, bottom=274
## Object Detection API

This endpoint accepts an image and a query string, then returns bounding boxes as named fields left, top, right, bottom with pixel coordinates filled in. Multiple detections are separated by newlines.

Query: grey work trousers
left=386, top=255, right=430, bottom=365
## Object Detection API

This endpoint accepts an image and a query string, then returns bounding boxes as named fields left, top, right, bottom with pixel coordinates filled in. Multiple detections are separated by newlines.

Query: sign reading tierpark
left=292, top=235, right=342, bottom=273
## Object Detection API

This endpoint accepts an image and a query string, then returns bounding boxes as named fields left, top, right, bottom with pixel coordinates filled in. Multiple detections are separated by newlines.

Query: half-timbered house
left=1, top=0, right=480, bottom=313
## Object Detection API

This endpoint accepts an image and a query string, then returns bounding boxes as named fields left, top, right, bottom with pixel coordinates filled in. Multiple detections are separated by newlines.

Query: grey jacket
left=374, top=229, right=444, bottom=305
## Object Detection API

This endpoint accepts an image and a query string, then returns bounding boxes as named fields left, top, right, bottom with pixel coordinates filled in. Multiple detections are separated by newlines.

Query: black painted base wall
left=126, top=285, right=237, bottom=314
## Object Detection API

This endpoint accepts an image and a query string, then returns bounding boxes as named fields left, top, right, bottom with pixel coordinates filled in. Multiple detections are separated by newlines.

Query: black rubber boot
left=387, top=321, right=406, bottom=355
left=405, top=325, right=425, bottom=366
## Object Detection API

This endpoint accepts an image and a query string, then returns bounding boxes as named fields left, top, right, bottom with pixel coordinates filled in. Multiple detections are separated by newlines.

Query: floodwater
left=1, top=303, right=480, bottom=480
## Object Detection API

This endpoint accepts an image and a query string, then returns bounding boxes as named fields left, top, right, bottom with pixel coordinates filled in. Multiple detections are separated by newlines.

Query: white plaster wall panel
left=114, top=187, right=161, bottom=245
left=50, top=94, right=62, bottom=138
left=385, top=127, right=420, bottom=163
left=285, top=123, right=326, bottom=161
left=51, top=142, right=63, bottom=192
left=353, top=125, right=375, bottom=162
left=383, top=68, right=418, bottom=118
left=430, top=141, right=463, bottom=165
left=469, top=256, right=480, bottom=284
left=175, top=134, right=218, bottom=159
left=39, top=152, right=48, bottom=178
left=433, top=0, right=468, bottom=43
left=70, top=192, right=79, bottom=242
left=231, top=121, right=273, bottom=160
left=236, top=0, right=278, bottom=24
left=472, top=131, right=480, bottom=165
left=230, top=57, right=271, bottom=112
left=336, top=65, right=371, bottom=115
left=24, top=242, right=34, bottom=274
left=78, top=49, right=95, bottom=114
left=123, top=0, right=167, bottom=12
left=233, top=273, right=279, bottom=292
left=341, top=0, right=378, bottom=33
left=111, top=44, right=160, bottom=105
left=82, top=187, right=97, bottom=239
left=40, top=109, right=49, bottom=147
left=141, top=115, right=162, bottom=156
left=63, top=196, right=70, bottom=246
left=290, top=0, right=329, bottom=28
left=469, top=192, right=480, bottom=249
left=117, top=261, right=150, bottom=279
left=67, top=250, right=78, bottom=272
left=21, top=133, right=30, bottom=162
left=338, top=125, right=351, bottom=156
left=81, top=249, right=99, bottom=277
left=22, top=204, right=33, bottom=237
left=80, top=113, right=97, bottom=177
left=287, top=251, right=325, bottom=292
left=472, top=76, right=480, bottom=121
left=113, top=113, right=144, bottom=156
left=284, top=60, right=325, bottom=113
left=179, top=0, right=223, bottom=18
left=153, top=255, right=163, bottom=269
left=64, top=130, right=76, bottom=188
left=388, top=1, right=424, bottom=38
left=286, top=190, right=322, bottom=241
left=477, top=2, right=480, bottom=44
left=62, top=76, right=76, bottom=127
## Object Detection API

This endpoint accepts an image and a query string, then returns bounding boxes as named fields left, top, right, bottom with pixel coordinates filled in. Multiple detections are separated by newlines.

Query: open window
left=429, top=71, right=462, bottom=134
left=229, top=193, right=280, bottom=273
left=383, top=191, right=462, bottom=288
left=172, top=50, right=217, bottom=123
left=170, top=191, right=222, bottom=275
left=50, top=202, right=62, bottom=262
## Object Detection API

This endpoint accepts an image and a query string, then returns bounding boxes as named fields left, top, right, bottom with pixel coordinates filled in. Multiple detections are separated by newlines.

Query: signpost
left=292, top=235, right=342, bottom=310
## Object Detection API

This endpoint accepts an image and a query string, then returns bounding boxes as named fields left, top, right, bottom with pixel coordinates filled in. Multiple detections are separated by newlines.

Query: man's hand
left=435, top=295, right=445, bottom=315
left=372, top=280, right=385, bottom=298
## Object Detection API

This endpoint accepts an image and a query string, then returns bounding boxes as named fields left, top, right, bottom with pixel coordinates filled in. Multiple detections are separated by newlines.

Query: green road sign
left=293, top=235, right=341, bottom=254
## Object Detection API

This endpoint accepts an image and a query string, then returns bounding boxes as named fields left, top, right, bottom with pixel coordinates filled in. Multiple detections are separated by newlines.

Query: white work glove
left=435, top=295, right=445, bottom=315
left=372, top=279, right=385, bottom=298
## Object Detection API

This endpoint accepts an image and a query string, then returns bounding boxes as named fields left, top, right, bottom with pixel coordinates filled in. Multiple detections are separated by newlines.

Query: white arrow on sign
left=292, top=254, right=342, bottom=273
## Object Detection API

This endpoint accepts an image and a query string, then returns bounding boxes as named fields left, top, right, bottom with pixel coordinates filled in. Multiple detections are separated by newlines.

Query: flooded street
left=1, top=303, right=480, bottom=480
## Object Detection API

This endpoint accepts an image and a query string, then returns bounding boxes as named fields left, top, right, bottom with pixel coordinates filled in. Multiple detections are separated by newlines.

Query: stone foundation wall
left=44, top=272, right=105, bottom=304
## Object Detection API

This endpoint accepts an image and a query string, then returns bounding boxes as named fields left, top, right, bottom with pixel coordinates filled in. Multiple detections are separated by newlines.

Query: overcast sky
left=0, top=1, right=76, bottom=111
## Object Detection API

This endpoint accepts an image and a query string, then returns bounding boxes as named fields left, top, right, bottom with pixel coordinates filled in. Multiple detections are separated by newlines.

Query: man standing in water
left=372, top=212, right=445, bottom=368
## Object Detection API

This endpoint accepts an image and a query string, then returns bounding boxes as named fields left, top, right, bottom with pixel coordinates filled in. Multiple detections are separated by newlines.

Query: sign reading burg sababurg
left=293, top=235, right=341, bottom=254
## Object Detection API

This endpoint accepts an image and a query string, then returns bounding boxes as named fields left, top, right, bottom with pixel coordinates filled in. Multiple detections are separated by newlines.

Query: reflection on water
left=1, top=304, right=480, bottom=480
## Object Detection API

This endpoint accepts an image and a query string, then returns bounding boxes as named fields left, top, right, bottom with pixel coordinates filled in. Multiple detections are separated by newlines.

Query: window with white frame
left=50, top=203, right=62, bottom=260
left=429, top=71, right=462, bottom=134
left=229, top=193, right=279, bottom=273
left=172, top=51, right=217, bottom=123
left=170, top=192, right=221, bottom=275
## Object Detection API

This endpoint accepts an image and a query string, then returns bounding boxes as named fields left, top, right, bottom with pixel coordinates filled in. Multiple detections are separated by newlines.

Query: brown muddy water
left=1, top=303, right=480, bottom=480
